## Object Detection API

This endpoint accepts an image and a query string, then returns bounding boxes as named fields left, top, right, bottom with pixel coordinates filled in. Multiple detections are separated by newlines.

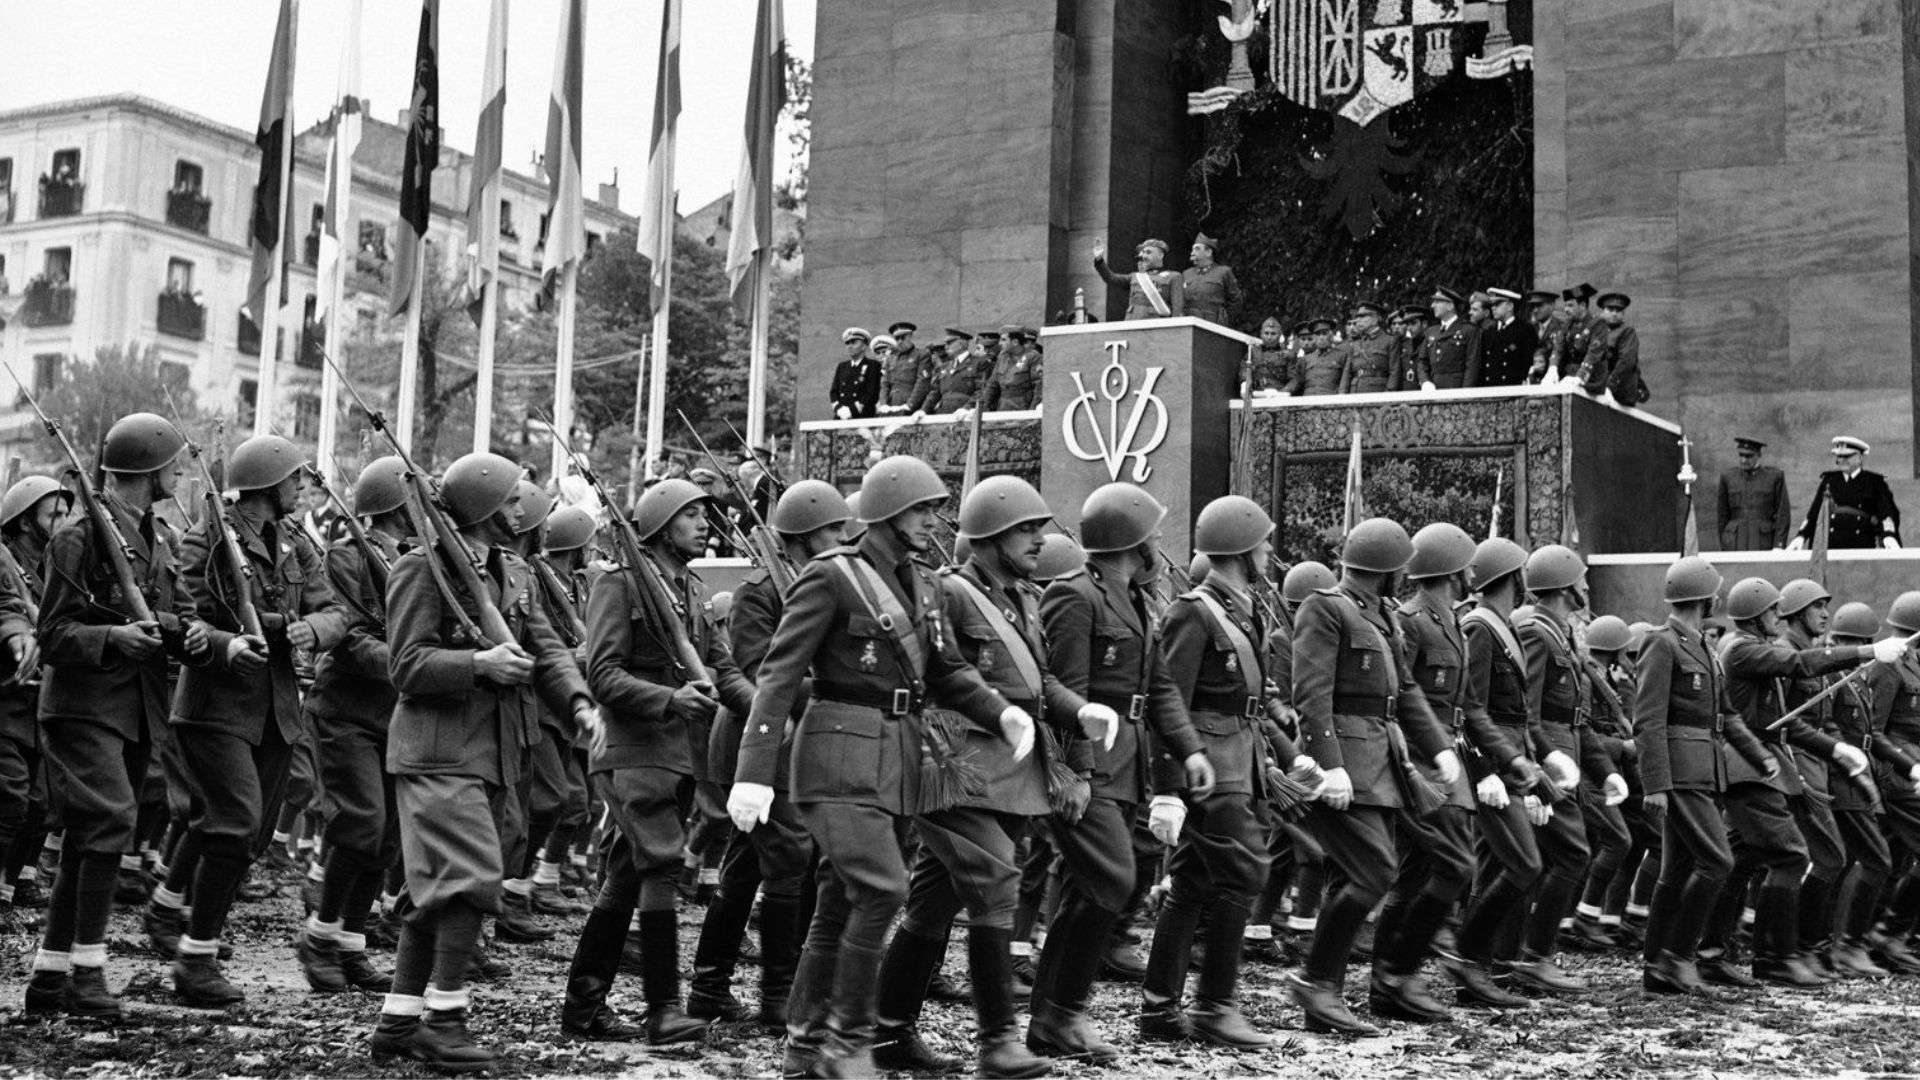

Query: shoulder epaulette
left=742, top=567, right=770, bottom=587
left=814, top=545, right=862, bottom=562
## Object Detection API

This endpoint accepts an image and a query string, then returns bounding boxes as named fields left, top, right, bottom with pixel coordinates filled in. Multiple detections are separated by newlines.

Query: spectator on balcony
left=1577, top=293, right=1648, bottom=406
left=829, top=326, right=882, bottom=420
left=876, top=322, right=933, bottom=415
left=920, top=328, right=984, bottom=415
left=1475, top=288, right=1535, bottom=386
left=1180, top=232, right=1240, bottom=328
left=1525, top=290, right=1561, bottom=382
left=1557, top=283, right=1598, bottom=376
left=1416, top=286, right=1480, bottom=390
left=1091, top=237, right=1183, bottom=320
left=983, top=327, right=1041, bottom=410
left=1284, top=318, right=1342, bottom=396
left=1388, top=305, right=1429, bottom=390
left=1242, top=316, right=1292, bottom=394
left=1791, top=436, right=1902, bottom=550
left=1468, top=290, right=1492, bottom=329
left=1715, top=437, right=1791, bottom=551
left=1336, top=302, right=1394, bottom=394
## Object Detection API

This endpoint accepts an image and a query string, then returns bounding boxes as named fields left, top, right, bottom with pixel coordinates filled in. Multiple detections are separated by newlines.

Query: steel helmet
left=514, top=480, right=555, bottom=536
left=351, top=456, right=410, bottom=517
left=770, top=480, right=853, bottom=536
left=711, top=590, right=734, bottom=622
left=1189, top=552, right=1212, bottom=580
left=1627, top=621, right=1655, bottom=654
left=633, top=478, right=711, bottom=541
left=844, top=493, right=868, bottom=542
left=1778, top=578, right=1831, bottom=618
left=441, top=452, right=523, bottom=528
left=1467, top=538, right=1528, bottom=592
left=1664, top=556, right=1723, bottom=604
left=958, top=476, right=1051, bottom=539
left=1831, top=602, right=1881, bottom=640
left=1724, top=577, right=1781, bottom=621
left=227, top=434, right=308, bottom=491
left=1889, top=591, right=1920, bottom=633
left=0, top=475, right=71, bottom=531
left=1585, top=614, right=1632, bottom=653
left=101, top=412, right=187, bottom=474
left=1524, top=544, right=1587, bottom=593
left=1078, top=483, right=1167, bottom=554
left=1194, top=495, right=1274, bottom=557
left=1406, top=522, right=1476, bottom=581
left=858, top=456, right=948, bottom=523
left=1034, top=533, right=1086, bottom=581
left=544, top=506, right=596, bottom=553
left=1282, top=560, right=1337, bottom=602
left=1342, top=518, right=1414, bottom=573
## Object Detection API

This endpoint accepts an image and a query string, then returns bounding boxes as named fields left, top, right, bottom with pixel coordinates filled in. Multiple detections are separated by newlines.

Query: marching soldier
left=499, top=480, right=565, bottom=944
left=1417, top=287, right=1480, bottom=390
left=1092, top=238, right=1184, bottom=320
left=27, top=414, right=214, bottom=1019
left=1476, top=289, right=1536, bottom=387
left=1285, top=319, right=1343, bottom=397
left=1793, top=436, right=1902, bottom=550
left=564, top=478, right=752, bottom=1044
left=983, top=328, right=1042, bottom=411
left=1852, top=594, right=1920, bottom=973
left=296, top=457, right=411, bottom=994
left=0, top=476, right=67, bottom=924
left=529, top=506, right=598, bottom=917
left=1825, top=601, right=1909, bottom=973
left=367, top=452, right=603, bottom=1070
left=920, top=329, right=985, bottom=415
left=872, top=476, right=1110, bottom=1077
left=1287, top=519, right=1461, bottom=1036
left=1028, top=483, right=1212, bottom=1065
left=1717, top=438, right=1792, bottom=551
left=726, top=456, right=1034, bottom=1078
left=1336, top=303, right=1394, bottom=395
left=1180, top=233, right=1241, bottom=327
left=877, top=322, right=933, bottom=415
left=163, top=434, right=349, bottom=1007
left=829, top=328, right=882, bottom=420
left=1570, top=614, right=1648, bottom=948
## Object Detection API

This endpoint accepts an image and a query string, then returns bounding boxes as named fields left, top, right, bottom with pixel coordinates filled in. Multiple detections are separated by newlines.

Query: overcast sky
left=0, top=0, right=817, bottom=214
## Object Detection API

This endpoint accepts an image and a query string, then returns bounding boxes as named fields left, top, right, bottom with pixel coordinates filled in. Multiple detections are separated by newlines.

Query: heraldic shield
left=1269, top=0, right=1534, bottom=127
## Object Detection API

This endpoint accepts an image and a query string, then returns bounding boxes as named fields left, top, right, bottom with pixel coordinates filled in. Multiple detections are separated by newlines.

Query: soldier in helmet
left=689, top=481, right=850, bottom=1029
left=365, top=452, right=603, bottom=1069
left=0, top=475, right=69, bottom=924
left=562, top=477, right=752, bottom=1045
left=871, top=476, right=1112, bottom=1076
left=526, top=506, right=598, bottom=916
left=294, top=457, right=412, bottom=995
left=26, top=413, right=214, bottom=1019
left=1835, top=596, right=1920, bottom=973
left=1027, top=482, right=1212, bottom=1066
left=1570, top=613, right=1651, bottom=949
left=155, top=434, right=350, bottom=1007
left=728, top=456, right=1033, bottom=1077
left=1287, top=520, right=1461, bottom=1035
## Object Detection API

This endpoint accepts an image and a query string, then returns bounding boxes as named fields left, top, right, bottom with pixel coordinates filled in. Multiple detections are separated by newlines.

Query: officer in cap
left=1181, top=232, right=1241, bottom=328
left=1417, top=286, right=1480, bottom=389
left=161, top=434, right=349, bottom=1006
left=728, top=456, right=1033, bottom=1077
left=1388, top=305, right=1430, bottom=391
left=1793, top=436, right=1901, bottom=550
left=830, top=327, right=882, bottom=420
left=1476, top=288, right=1536, bottom=386
left=0, top=475, right=68, bottom=920
left=1285, top=319, right=1345, bottom=397
left=1578, top=293, right=1647, bottom=404
left=877, top=322, right=933, bottom=415
left=983, top=327, right=1043, bottom=411
left=1091, top=238, right=1185, bottom=320
left=1287, top=519, right=1460, bottom=1035
left=1029, top=483, right=1212, bottom=1066
left=1716, top=438, right=1791, bottom=551
left=1336, top=303, right=1395, bottom=395
left=1557, top=283, right=1599, bottom=377
left=1243, top=316, right=1293, bottom=395
left=920, top=329, right=982, bottom=415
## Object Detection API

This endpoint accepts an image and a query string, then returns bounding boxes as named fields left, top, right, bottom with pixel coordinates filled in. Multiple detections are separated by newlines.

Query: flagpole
left=472, top=277, right=497, bottom=453
left=550, top=261, right=578, bottom=483
left=317, top=0, right=359, bottom=483
left=746, top=253, right=770, bottom=449
left=395, top=237, right=426, bottom=454
left=255, top=0, right=298, bottom=438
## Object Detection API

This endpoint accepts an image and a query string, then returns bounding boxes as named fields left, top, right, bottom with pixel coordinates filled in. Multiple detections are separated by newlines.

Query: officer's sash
left=1132, top=271, right=1171, bottom=317
left=828, top=555, right=926, bottom=695
left=944, top=573, right=1043, bottom=701
left=1460, top=606, right=1526, bottom=678
left=1187, top=586, right=1263, bottom=708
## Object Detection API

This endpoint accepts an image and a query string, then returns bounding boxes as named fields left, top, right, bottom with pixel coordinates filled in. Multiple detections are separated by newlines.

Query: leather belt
left=1333, top=693, right=1395, bottom=718
left=815, top=685, right=920, bottom=717
left=1091, top=691, right=1148, bottom=722
left=1194, top=692, right=1261, bottom=719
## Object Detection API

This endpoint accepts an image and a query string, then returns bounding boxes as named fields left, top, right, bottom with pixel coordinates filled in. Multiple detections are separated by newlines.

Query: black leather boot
left=561, top=905, right=641, bottom=1040
left=757, top=895, right=804, bottom=1029
left=871, top=929, right=958, bottom=1072
left=64, top=965, right=123, bottom=1019
left=1190, top=896, right=1271, bottom=1049
left=688, top=871, right=756, bottom=1021
left=1371, top=893, right=1454, bottom=1021
left=339, top=950, right=394, bottom=992
left=24, top=970, right=68, bottom=1015
left=493, top=890, right=554, bottom=943
left=968, top=926, right=1050, bottom=1078
left=411, top=1008, right=497, bottom=1072
left=638, top=909, right=710, bottom=1045
left=813, top=943, right=886, bottom=1079
left=172, top=953, right=244, bottom=1008
left=1025, top=900, right=1120, bottom=1066
left=144, top=902, right=185, bottom=958
left=297, top=929, right=348, bottom=992
left=781, top=946, right=835, bottom=1079
left=1285, top=970, right=1380, bottom=1036
left=367, top=1011, right=420, bottom=1060
left=1139, top=894, right=1204, bottom=1042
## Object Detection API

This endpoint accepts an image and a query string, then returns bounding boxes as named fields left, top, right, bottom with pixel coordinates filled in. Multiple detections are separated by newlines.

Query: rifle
left=1766, top=630, right=1920, bottom=731
left=530, top=556, right=589, bottom=648
left=666, top=412, right=761, bottom=560
left=161, top=388, right=266, bottom=640
left=677, top=410, right=796, bottom=593
left=3, top=362, right=157, bottom=625
left=722, top=415, right=788, bottom=496
left=315, top=347, right=514, bottom=652
left=536, top=408, right=713, bottom=685
left=306, top=460, right=396, bottom=632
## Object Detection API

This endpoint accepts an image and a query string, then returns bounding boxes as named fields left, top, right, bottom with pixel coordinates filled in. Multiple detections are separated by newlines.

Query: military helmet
left=513, top=480, right=555, bottom=536
left=1078, top=483, right=1167, bottom=554
left=958, top=476, right=1051, bottom=540
left=101, top=412, right=187, bottom=474
left=1831, top=602, right=1881, bottom=640
left=1724, top=577, right=1781, bottom=621
left=0, top=475, right=71, bottom=530
left=1034, top=533, right=1086, bottom=581
left=1194, top=495, right=1274, bottom=557
left=844, top=493, right=868, bottom=542
left=544, top=506, right=596, bottom=553
left=1664, top=556, right=1723, bottom=604
left=227, top=434, right=308, bottom=491
left=633, top=478, right=711, bottom=540
left=1524, top=544, right=1587, bottom=593
left=1467, top=538, right=1528, bottom=592
left=1342, top=518, right=1414, bottom=573
left=1406, top=522, right=1476, bottom=581
left=857, top=455, right=948, bottom=523
left=1282, top=560, right=1337, bottom=602
left=1627, top=621, right=1654, bottom=655
left=1888, top=591, right=1920, bottom=634
left=1189, top=552, right=1212, bottom=580
left=1585, top=614, right=1632, bottom=653
left=770, top=479, right=853, bottom=536
left=351, top=456, right=411, bottom=517
left=441, top=452, right=523, bottom=528
left=1778, top=578, right=1831, bottom=618
left=711, top=590, right=734, bottom=622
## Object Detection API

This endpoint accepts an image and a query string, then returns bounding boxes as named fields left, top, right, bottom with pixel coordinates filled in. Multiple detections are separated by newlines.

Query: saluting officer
left=0, top=476, right=68, bottom=925
left=1417, top=287, right=1480, bottom=389
left=921, top=329, right=985, bottom=415
left=296, top=457, right=411, bottom=995
left=164, top=434, right=349, bottom=1006
left=565, top=478, right=752, bottom=1044
left=1092, top=238, right=1184, bottom=320
left=727, top=456, right=1034, bottom=1079
left=27, top=414, right=214, bottom=1020
left=1288, top=519, right=1461, bottom=1036
left=983, top=327, right=1042, bottom=411
left=1336, top=303, right=1395, bottom=394
left=1029, top=483, right=1212, bottom=1066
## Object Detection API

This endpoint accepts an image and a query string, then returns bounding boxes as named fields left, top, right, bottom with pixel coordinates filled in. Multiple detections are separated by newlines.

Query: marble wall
left=1534, top=0, right=1918, bottom=545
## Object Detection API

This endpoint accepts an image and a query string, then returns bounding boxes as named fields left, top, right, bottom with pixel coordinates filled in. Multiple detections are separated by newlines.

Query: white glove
left=999, top=706, right=1036, bottom=762
left=1543, top=750, right=1580, bottom=793
left=1545, top=367, right=1560, bottom=383
left=834, top=406, right=852, bottom=420
left=1833, top=742, right=1870, bottom=777
left=1148, top=795, right=1187, bottom=846
left=1077, top=702, right=1120, bottom=753
left=1884, top=536, right=1903, bottom=550
left=1910, top=763, right=1920, bottom=788
left=574, top=704, right=607, bottom=759
left=1290, top=754, right=1327, bottom=796
left=1475, top=773, right=1510, bottom=809
left=1873, top=637, right=1909, bottom=664
left=727, top=782, right=775, bottom=832
left=1786, top=536, right=1807, bottom=551
left=1523, top=793, right=1552, bottom=827
left=1432, top=748, right=1462, bottom=786
left=1421, top=381, right=1437, bottom=393
left=1320, top=766, right=1354, bottom=809
left=1602, top=773, right=1630, bottom=806
left=1560, top=374, right=1583, bottom=387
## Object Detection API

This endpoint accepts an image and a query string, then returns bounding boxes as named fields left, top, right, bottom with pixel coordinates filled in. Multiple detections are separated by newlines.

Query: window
left=160, top=361, right=191, bottom=393
left=499, top=199, right=518, bottom=238
left=0, top=158, right=11, bottom=191
left=39, top=150, right=83, bottom=217
left=166, top=161, right=211, bottom=233
left=0, top=158, right=12, bottom=224
left=172, top=160, right=203, bottom=195
left=50, top=149, right=79, bottom=183
left=586, top=231, right=602, bottom=252
left=237, top=379, right=258, bottom=432
left=165, top=258, right=194, bottom=294
left=356, top=220, right=387, bottom=260
left=32, top=353, right=61, bottom=397
left=42, top=247, right=71, bottom=283
left=292, top=393, right=320, bottom=440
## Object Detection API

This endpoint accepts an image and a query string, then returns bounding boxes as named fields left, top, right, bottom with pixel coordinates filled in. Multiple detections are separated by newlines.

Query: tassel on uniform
left=914, top=711, right=986, bottom=814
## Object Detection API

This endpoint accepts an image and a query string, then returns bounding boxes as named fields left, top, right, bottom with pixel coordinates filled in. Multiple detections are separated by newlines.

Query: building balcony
left=20, top=279, right=75, bottom=327
left=303, top=232, right=320, bottom=267
left=157, top=290, right=206, bottom=340
left=349, top=249, right=390, bottom=292
left=166, top=189, right=212, bottom=234
left=38, top=177, right=83, bottom=218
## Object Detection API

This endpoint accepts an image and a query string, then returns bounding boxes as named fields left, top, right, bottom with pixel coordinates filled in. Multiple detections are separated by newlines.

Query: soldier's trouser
left=1790, top=790, right=1848, bottom=949
left=1144, top=792, right=1271, bottom=1008
left=0, top=699, right=41, bottom=883
left=1600, top=800, right=1661, bottom=915
left=1014, top=821, right=1054, bottom=942
left=1577, top=787, right=1632, bottom=914
left=314, top=720, right=397, bottom=933
left=1834, top=806, right=1894, bottom=943
left=39, top=719, right=151, bottom=954
left=1033, top=797, right=1136, bottom=1018
left=1646, top=789, right=1736, bottom=963
left=521, top=729, right=570, bottom=879
left=1376, top=803, right=1475, bottom=972
left=792, top=801, right=910, bottom=1050
left=395, top=773, right=509, bottom=917
left=542, top=745, right=591, bottom=864
left=1715, top=783, right=1809, bottom=960
left=174, top=722, right=293, bottom=942
left=1525, top=793, right=1591, bottom=956
left=1876, top=791, right=1920, bottom=934
left=878, top=806, right=1029, bottom=1029
left=1460, top=794, right=1543, bottom=965
left=595, top=767, right=693, bottom=915
left=1303, top=803, right=1399, bottom=982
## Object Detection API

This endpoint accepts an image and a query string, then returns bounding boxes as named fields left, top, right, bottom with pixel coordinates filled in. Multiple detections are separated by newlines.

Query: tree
left=25, top=344, right=209, bottom=475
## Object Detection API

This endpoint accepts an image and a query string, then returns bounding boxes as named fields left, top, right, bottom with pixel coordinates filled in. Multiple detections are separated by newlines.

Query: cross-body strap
left=945, top=573, right=1042, bottom=700
left=830, top=554, right=927, bottom=695
left=1188, top=587, right=1263, bottom=701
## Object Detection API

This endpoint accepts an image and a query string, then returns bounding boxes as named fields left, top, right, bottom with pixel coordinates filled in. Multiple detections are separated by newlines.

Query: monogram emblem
left=1102, top=644, right=1119, bottom=667
left=859, top=641, right=880, bottom=672
left=1062, top=341, right=1170, bottom=483
left=1225, top=653, right=1239, bottom=674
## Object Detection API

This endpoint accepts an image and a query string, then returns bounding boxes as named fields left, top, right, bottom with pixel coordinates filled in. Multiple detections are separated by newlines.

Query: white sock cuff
left=0, top=883, right=13, bottom=903
left=1286, top=915, right=1318, bottom=932
left=502, top=878, right=533, bottom=897
left=569, top=854, right=588, bottom=867
left=307, top=862, right=327, bottom=883
left=337, top=932, right=368, bottom=953
left=33, top=949, right=73, bottom=973
left=307, top=916, right=343, bottom=940
left=698, top=868, right=720, bottom=885
left=1625, top=903, right=1650, bottom=918
left=382, top=993, right=426, bottom=1018
left=424, top=986, right=470, bottom=1012
left=1244, top=924, right=1274, bottom=941
left=1009, top=940, right=1034, bottom=957
left=1599, top=914, right=1623, bottom=926
left=70, top=942, right=107, bottom=967
left=272, top=830, right=292, bottom=845
left=152, top=886, right=187, bottom=909
left=1576, top=903, right=1605, bottom=920
left=178, top=936, right=220, bottom=957
left=533, top=861, right=562, bottom=886
left=119, top=854, right=142, bottom=870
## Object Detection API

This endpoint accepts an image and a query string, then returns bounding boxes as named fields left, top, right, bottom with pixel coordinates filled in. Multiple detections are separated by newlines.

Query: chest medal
left=1224, top=653, right=1238, bottom=674
left=978, top=644, right=995, bottom=673
left=859, top=641, right=880, bottom=672
left=1102, top=643, right=1119, bottom=667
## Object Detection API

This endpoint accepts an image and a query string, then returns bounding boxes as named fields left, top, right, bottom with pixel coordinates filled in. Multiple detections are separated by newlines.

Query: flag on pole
left=1808, top=484, right=1831, bottom=586
left=1341, top=427, right=1366, bottom=538
left=725, top=0, right=786, bottom=314
left=459, top=0, right=508, bottom=324
left=961, top=407, right=984, bottom=498
left=639, top=0, right=681, bottom=312
left=389, top=0, right=441, bottom=318
left=1488, top=464, right=1505, bottom=540
left=242, top=0, right=296, bottom=323
left=541, top=0, right=586, bottom=291
left=1681, top=488, right=1700, bottom=557
left=1562, top=476, right=1584, bottom=556
left=316, top=0, right=363, bottom=326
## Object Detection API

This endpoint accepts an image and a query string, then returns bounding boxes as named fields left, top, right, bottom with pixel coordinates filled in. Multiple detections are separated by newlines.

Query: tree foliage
left=22, top=344, right=212, bottom=475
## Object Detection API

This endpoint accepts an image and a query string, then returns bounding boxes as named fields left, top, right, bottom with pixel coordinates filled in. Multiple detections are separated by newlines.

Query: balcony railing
left=166, top=189, right=212, bottom=234
left=157, top=291, right=206, bottom=340
left=20, top=279, right=75, bottom=327
left=38, top=177, right=83, bottom=218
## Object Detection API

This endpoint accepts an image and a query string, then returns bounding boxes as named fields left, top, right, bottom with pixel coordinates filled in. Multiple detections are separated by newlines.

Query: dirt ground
left=6, top=878, right=1920, bottom=1079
